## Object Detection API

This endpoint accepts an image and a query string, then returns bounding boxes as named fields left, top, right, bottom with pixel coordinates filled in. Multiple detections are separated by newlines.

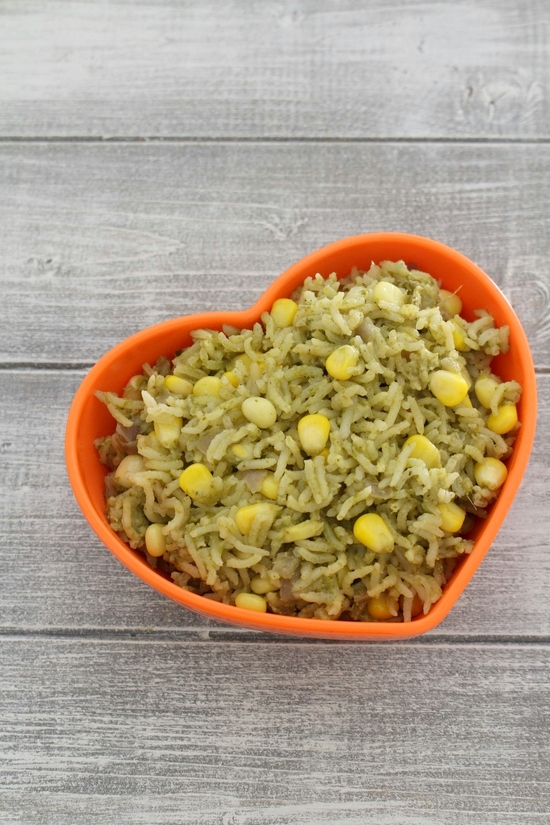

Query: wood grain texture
left=1, top=638, right=549, bottom=824
left=1, top=142, right=549, bottom=366
left=2, top=0, right=549, bottom=819
left=0, top=0, right=548, bottom=139
left=1, top=369, right=547, bottom=636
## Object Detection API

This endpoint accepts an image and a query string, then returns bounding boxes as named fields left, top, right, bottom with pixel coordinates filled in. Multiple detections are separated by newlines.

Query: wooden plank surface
left=2, top=141, right=549, bottom=367
left=1, top=0, right=548, bottom=139
left=1, top=368, right=547, bottom=637
left=1, top=638, right=549, bottom=824
left=1, top=0, right=549, bottom=821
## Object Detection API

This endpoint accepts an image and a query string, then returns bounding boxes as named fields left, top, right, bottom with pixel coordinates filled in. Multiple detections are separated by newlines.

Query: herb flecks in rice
left=95, top=261, right=521, bottom=622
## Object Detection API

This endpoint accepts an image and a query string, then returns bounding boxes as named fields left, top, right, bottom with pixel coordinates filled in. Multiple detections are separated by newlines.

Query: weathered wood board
left=1, top=0, right=548, bottom=139
left=1, top=638, right=549, bottom=824
left=1, top=142, right=549, bottom=366
left=1, top=0, right=549, bottom=821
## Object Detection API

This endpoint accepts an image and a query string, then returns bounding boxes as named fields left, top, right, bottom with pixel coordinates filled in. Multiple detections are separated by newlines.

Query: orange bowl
left=65, top=233, right=537, bottom=639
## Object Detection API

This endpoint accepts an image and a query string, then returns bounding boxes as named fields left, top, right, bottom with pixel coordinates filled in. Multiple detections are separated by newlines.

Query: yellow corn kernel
left=487, top=404, right=518, bottom=435
left=474, top=457, right=508, bottom=490
left=235, top=592, right=267, bottom=613
left=154, top=415, right=183, bottom=448
left=439, top=289, right=463, bottom=317
left=250, top=576, right=277, bottom=595
left=373, top=280, right=406, bottom=307
left=178, top=463, right=214, bottom=500
left=164, top=375, right=193, bottom=397
left=114, top=454, right=145, bottom=488
left=193, top=376, right=223, bottom=397
left=145, top=523, right=166, bottom=557
left=223, top=371, right=239, bottom=388
left=235, top=503, right=279, bottom=535
left=475, top=374, right=500, bottom=408
left=271, top=298, right=299, bottom=328
left=367, top=595, right=394, bottom=620
left=230, top=443, right=254, bottom=460
left=353, top=513, right=394, bottom=554
left=260, top=472, right=279, bottom=500
left=325, top=345, right=360, bottom=381
left=403, top=434, right=440, bottom=469
left=319, top=447, right=330, bottom=460
left=451, top=320, right=470, bottom=352
left=458, top=393, right=473, bottom=408
left=437, top=501, right=466, bottom=533
left=235, top=352, right=252, bottom=369
left=282, top=520, right=324, bottom=543
left=234, top=353, right=264, bottom=374
left=429, top=370, right=469, bottom=407
left=241, top=396, right=277, bottom=428
left=297, top=413, right=331, bottom=456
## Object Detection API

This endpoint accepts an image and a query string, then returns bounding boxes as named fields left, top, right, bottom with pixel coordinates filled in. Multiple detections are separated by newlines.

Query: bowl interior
left=66, top=233, right=537, bottom=639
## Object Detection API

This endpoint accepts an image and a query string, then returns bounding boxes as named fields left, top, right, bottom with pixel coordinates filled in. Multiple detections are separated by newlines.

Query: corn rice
left=95, top=261, right=522, bottom=622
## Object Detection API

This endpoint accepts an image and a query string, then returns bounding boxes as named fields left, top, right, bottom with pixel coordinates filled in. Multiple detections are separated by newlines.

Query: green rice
left=95, top=261, right=521, bottom=622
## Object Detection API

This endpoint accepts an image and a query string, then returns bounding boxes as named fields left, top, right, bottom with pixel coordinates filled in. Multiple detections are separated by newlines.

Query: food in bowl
left=94, top=260, right=522, bottom=622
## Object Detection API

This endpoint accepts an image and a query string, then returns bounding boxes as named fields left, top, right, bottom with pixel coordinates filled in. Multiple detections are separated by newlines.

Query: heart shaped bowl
left=65, top=233, right=537, bottom=639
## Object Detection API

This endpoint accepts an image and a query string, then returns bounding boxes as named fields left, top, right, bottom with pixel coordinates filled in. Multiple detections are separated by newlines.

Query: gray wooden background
left=1, top=2, right=549, bottom=823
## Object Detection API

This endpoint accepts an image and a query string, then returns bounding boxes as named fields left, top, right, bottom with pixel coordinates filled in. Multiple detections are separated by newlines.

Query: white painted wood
left=1, top=142, right=549, bottom=366
left=0, top=0, right=548, bottom=139
left=1, top=370, right=547, bottom=636
left=1, top=0, right=549, bottom=818
left=1, top=638, right=549, bottom=824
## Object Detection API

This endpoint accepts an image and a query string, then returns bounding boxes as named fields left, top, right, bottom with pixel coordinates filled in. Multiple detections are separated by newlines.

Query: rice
left=95, top=260, right=522, bottom=622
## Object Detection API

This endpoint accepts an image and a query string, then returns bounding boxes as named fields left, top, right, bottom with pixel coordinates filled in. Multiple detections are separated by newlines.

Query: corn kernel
left=457, top=393, right=473, bottom=408
left=439, top=289, right=463, bottom=317
left=353, top=513, right=394, bottom=554
left=241, top=396, right=277, bottom=429
left=297, top=413, right=331, bottom=455
left=235, top=592, right=267, bottom=612
left=179, top=463, right=214, bottom=500
left=234, top=352, right=252, bottom=370
left=475, top=374, right=499, bottom=408
left=250, top=576, right=277, bottom=595
left=193, top=376, right=223, bottom=397
left=230, top=443, right=254, bottom=460
left=437, top=501, right=466, bottom=533
left=164, top=375, right=193, bottom=397
left=487, top=404, right=518, bottom=435
left=114, top=454, right=145, bottom=488
left=235, top=503, right=279, bottom=534
left=403, top=434, right=440, bottom=469
left=429, top=370, right=469, bottom=407
left=325, top=345, right=360, bottom=381
left=260, top=472, right=279, bottom=500
left=451, top=320, right=470, bottom=352
left=234, top=353, right=264, bottom=374
left=154, top=415, right=183, bottom=448
left=373, top=280, right=406, bottom=307
left=474, top=457, right=508, bottom=490
left=271, top=298, right=299, bottom=328
left=282, top=520, right=324, bottom=543
left=145, top=523, right=166, bottom=557
left=223, top=371, right=239, bottom=388
left=367, top=595, right=394, bottom=620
